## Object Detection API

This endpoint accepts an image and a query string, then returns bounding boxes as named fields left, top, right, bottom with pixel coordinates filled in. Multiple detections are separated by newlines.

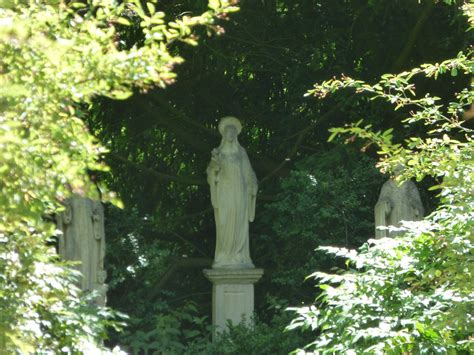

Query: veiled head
left=218, top=116, right=242, bottom=136
left=393, top=164, right=404, bottom=176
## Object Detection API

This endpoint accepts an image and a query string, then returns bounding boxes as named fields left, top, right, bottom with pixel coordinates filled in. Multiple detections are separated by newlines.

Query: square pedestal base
left=203, top=268, right=263, bottom=338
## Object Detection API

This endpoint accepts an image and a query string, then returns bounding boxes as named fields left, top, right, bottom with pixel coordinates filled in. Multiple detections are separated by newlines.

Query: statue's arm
left=56, top=201, right=72, bottom=255
left=207, top=151, right=220, bottom=209
left=249, top=169, right=258, bottom=195
left=408, top=182, right=424, bottom=218
left=241, top=149, right=257, bottom=190
left=374, top=185, right=392, bottom=239
left=63, top=201, right=73, bottom=224
left=242, top=149, right=258, bottom=222
left=375, top=183, right=393, bottom=213
left=375, top=197, right=391, bottom=214
left=248, top=173, right=257, bottom=222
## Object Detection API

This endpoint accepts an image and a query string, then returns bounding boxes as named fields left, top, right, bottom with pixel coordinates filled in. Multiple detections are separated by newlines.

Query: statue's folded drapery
left=207, top=117, right=257, bottom=269
left=56, top=196, right=107, bottom=306
left=375, top=178, right=424, bottom=239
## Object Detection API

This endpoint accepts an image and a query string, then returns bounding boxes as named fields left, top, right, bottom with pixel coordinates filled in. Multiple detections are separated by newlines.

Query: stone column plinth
left=203, top=268, right=263, bottom=337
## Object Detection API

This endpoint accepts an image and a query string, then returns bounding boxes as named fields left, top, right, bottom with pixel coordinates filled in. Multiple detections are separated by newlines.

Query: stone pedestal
left=203, top=268, right=263, bottom=338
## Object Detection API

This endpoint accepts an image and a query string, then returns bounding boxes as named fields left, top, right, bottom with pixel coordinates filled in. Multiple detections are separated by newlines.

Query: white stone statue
left=57, top=196, right=107, bottom=306
left=207, top=117, right=258, bottom=269
left=374, top=168, right=424, bottom=239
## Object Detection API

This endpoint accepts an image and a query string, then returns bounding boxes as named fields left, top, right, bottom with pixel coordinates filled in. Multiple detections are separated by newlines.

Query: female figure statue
left=56, top=196, right=107, bottom=305
left=374, top=167, right=424, bottom=239
left=207, top=117, right=258, bottom=269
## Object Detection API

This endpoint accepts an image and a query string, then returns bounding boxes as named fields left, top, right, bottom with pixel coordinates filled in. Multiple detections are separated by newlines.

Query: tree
left=0, top=0, right=237, bottom=352
left=87, top=1, right=469, bottom=349
left=289, top=2, right=473, bottom=353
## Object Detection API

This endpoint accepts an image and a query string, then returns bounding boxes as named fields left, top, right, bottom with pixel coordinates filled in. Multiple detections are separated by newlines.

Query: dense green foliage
left=94, top=1, right=470, bottom=351
left=0, top=0, right=236, bottom=351
left=260, top=149, right=384, bottom=302
left=1, top=0, right=472, bottom=353
left=289, top=3, right=473, bottom=353
left=116, top=303, right=307, bottom=354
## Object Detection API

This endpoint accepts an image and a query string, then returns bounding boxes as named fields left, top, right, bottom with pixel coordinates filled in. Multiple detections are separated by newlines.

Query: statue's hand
left=210, top=163, right=220, bottom=180
left=376, top=198, right=391, bottom=215
left=210, top=150, right=221, bottom=170
left=413, top=206, right=422, bottom=219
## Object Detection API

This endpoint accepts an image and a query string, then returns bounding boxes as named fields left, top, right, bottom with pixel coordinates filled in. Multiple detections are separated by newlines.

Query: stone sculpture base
left=203, top=268, right=263, bottom=339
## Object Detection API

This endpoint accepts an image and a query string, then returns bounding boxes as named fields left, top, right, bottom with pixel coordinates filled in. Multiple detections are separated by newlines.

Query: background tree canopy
left=1, top=0, right=471, bottom=353
left=85, top=0, right=471, bottom=352
left=289, top=3, right=473, bottom=350
left=0, top=0, right=237, bottom=352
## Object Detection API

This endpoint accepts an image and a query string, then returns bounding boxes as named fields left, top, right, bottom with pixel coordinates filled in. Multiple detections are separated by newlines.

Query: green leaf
left=116, top=17, right=131, bottom=26
left=147, top=2, right=156, bottom=15
left=108, top=90, right=133, bottom=100
left=328, top=130, right=339, bottom=142
left=209, top=0, right=221, bottom=10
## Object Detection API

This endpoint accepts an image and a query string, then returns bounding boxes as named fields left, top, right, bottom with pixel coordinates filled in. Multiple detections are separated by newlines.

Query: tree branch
left=263, top=2, right=437, bottom=184
left=391, top=0, right=435, bottom=72
left=144, top=94, right=290, bottom=179
left=172, top=232, right=209, bottom=258
left=147, top=257, right=213, bottom=300
left=260, top=101, right=347, bottom=184
left=108, top=152, right=206, bottom=186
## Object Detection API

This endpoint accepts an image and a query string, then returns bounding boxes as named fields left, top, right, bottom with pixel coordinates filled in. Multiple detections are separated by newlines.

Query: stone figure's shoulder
left=405, top=179, right=418, bottom=189
left=380, top=179, right=396, bottom=194
left=239, top=145, right=250, bottom=158
left=395, top=180, right=418, bottom=196
left=92, top=199, right=103, bottom=211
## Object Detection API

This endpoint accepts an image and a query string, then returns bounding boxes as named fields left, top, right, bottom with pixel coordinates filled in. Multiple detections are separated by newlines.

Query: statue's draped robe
left=374, top=179, right=424, bottom=238
left=208, top=147, right=257, bottom=268
left=57, top=196, right=107, bottom=305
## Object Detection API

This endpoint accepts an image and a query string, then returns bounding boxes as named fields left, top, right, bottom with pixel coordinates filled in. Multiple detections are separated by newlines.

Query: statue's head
left=393, top=164, right=404, bottom=176
left=218, top=116, right=242, bottom=140
left=223, top=125, right=238, bottom=143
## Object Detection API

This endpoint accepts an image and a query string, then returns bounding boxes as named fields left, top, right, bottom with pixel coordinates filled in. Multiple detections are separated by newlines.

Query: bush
left=259, top=147, right=384, bottom=303
left=289, top=3, right=473, bottom=353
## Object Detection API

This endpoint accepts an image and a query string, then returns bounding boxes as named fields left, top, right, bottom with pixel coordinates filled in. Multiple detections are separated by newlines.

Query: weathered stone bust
left=207, top=117, right=258, bottom=269
left=56, top=196, right=107, bottom=306
left=374, top=167, right=424, bottom=238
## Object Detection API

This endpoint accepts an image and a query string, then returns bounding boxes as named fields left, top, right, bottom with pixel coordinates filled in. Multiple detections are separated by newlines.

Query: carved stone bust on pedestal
left=374, top=168, right=424, bottom=238
left=56, top=196, right=107, bottom=306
